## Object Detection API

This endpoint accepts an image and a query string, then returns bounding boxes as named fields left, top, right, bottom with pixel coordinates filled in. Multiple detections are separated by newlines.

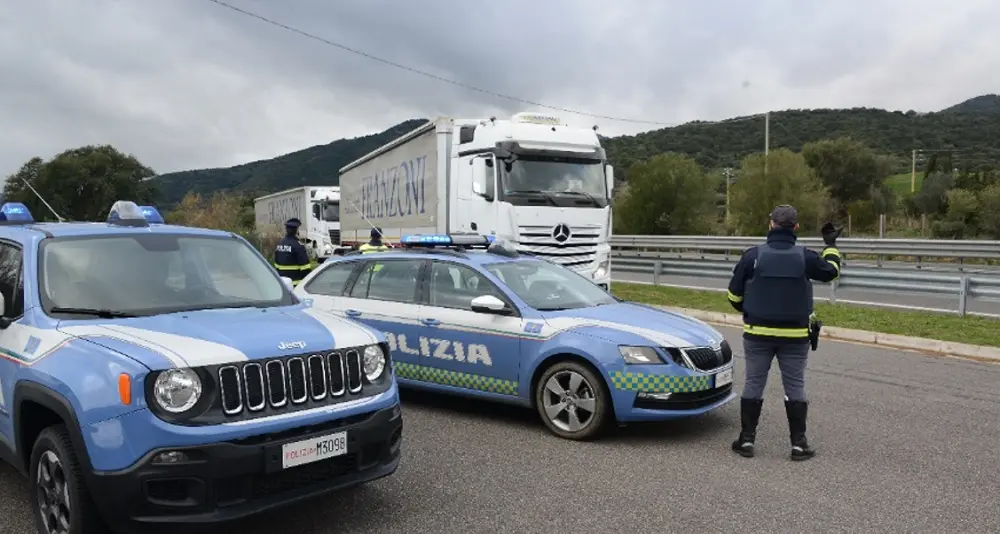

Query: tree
left=912, top=171, right=954, bottom=216
left=729, top=149, right=830, bottom=236
left=801, top=137, right=887, bottom=215
left=612, top=152, right=717, bottom=235
left=931, top=189, right=978, bottom=238
left=977, top=184, right=1000, bottom=239
left=2, top=145, right=158, bottom=222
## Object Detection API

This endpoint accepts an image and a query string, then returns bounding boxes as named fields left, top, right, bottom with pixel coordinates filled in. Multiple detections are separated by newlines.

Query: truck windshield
left=39, top=234, right=295, bottom=317
left=322, top=201, right=340, bottom=222
left=500, top=156, right=608, bottom=208
left=484, top=259, right=616, bottom=311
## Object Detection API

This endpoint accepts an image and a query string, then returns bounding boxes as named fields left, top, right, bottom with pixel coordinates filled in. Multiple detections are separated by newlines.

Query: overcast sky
left=1, top=0, right=997, bottom=177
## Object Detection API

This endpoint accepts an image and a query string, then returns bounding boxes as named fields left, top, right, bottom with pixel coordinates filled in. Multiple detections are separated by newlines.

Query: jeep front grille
left=218, top=350, right=364, bottom=416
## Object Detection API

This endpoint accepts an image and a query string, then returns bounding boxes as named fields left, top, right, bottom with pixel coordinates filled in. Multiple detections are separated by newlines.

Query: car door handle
left=421, top=318, right=440, bottom=326
left=345, top=309, right=362, bottom=318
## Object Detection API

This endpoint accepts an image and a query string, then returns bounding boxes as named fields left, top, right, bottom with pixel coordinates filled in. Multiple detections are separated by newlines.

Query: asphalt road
left=612, top=269, right=1000, bottom=316
left=3, top=326, right=1000, bottom=533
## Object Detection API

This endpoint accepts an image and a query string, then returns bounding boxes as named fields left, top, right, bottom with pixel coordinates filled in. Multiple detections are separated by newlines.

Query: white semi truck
left=339, top=112, right=614, bottom=289
left=253, top=186, right=349, bottom=261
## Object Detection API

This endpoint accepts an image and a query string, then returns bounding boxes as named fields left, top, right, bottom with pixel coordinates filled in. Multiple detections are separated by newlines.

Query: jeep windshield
left=39, top=233, right=296, bottom=317
left=484, top=259, right=616, bottom=311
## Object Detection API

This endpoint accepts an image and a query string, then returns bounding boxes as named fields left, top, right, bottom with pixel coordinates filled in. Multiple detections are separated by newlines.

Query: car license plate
left=714, top=367, right=733, bottom=388
left=281, top=431, right=348, bottom=469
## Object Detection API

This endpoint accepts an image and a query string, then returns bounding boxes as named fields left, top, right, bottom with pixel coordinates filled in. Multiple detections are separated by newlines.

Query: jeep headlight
left=619, top=346, right=662, bottom=364
left=363, top=345, right=386, bottom=381
left=153, top=369, right=202, bottom=413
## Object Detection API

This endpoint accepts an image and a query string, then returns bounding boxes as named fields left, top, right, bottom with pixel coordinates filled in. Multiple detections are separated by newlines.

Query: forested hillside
left=150, top=95, right=1000, bottom=207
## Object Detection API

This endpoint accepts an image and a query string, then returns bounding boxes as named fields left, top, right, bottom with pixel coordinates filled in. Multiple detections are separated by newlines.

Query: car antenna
left=16, top=176, right=65, bottom=222
left=342, top=196, right=391, bottom=246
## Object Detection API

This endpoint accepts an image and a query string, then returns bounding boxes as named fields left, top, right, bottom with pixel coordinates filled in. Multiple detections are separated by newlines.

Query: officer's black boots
left=731, top=397, right=764, bottom=457
left=784, top=399, right=816, bottom=461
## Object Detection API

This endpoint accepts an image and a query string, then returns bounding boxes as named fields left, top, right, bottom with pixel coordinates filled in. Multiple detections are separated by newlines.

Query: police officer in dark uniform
left=726, top=205, right=842, bottom=461
left=358, top=227, right=389, bottom=254
left=273, top=218, right=312, bottom=286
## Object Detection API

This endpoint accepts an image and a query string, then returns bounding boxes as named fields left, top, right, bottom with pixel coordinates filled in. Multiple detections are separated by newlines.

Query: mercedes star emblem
left=552, top=224, right=571, bottom=243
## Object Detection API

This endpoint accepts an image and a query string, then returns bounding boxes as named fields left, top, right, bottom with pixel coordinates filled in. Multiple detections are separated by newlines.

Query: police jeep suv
left=294, top=234, right=736, bottom=441
left=0, top=201, right=401, bottom=534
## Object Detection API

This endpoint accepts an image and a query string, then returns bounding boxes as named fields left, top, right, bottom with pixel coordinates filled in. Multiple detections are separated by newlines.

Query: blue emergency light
left=139, top=205, right=164, bottom=224
left=0, top=202, right=34, bottom=224
left=400, top=234, right=495, bottom=247
left=106, top=200, right=150, bottom=227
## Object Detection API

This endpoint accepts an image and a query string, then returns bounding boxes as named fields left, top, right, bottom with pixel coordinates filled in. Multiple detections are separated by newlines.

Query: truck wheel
left=534, top=361, right=611, bottom=441
left=30, top=424, right=106, bottom=534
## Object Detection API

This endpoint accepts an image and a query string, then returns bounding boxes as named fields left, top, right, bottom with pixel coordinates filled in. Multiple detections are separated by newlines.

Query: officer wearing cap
left=358, top=227, right=389, bottom=254
left=726, top=204, right=842, bottom=461
left=273, top=218, right=312, bottom=286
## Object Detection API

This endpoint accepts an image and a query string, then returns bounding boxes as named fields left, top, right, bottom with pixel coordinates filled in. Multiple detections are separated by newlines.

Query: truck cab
left=454, top=113, right=614, bottom=290
left=0, top=201, right=401, bottom=534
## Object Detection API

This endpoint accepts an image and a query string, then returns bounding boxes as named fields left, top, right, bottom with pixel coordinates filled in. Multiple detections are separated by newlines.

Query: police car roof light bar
left=139, top=205, right=165, bottom=224
left=106, top=200, right=151, bottom=227
left=400, top=234, right=494, bottom=248
left=0, top=202, right=35, bottom=225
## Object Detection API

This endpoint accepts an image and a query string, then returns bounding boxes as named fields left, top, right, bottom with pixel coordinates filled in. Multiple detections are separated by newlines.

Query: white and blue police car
left=0, top=201, right=401, bottom=534
left=293, top=233, right=736, bottom=441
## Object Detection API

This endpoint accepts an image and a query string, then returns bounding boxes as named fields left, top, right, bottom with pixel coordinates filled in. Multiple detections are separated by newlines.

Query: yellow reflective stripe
left=274, top=264, right=311, bottom=270
left=743, top=324, right=809, bottom=337
left=822, top=247, right=841, bottom=259
left=291, top=279, right=301, bottom=286
left=727, top=291, right=743, bottom=303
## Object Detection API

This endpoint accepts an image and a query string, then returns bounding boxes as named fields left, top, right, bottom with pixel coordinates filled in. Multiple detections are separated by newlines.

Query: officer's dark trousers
left=742, top=337, right=809, bottom=401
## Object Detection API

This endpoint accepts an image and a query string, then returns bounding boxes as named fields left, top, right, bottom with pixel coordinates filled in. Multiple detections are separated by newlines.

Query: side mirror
left=470, top=294, right=509, bottom=315
left=605, top=164, right=614, bottom=199
left=281, top=276, right=295, bottom=291
left=470, top=157, right=494, bottom=201
left=0, top=293, right=9, bottom=329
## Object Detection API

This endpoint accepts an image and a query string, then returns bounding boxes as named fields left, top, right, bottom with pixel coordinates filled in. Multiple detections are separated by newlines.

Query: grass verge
left=611, top=282, right=1000, bottom=347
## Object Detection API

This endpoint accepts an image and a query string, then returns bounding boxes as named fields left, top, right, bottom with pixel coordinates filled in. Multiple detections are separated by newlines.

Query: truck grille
left=218, top=351, right=364, bottom=416
left=517, top=224, right=601, bottom=270
left=664, top=340, right=733, bottom=371
left=328, top=229, right=341, bottom=244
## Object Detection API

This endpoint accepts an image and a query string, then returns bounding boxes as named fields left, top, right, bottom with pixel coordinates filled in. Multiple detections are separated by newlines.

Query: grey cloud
left=0, top=0, right=997, bottom=178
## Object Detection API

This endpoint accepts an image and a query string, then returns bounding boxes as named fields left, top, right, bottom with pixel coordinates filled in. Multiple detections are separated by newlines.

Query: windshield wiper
left=50, top=307, right=137, bottom=318
left=550, top=190, right=603, bottom=207
left=505, top=190, right=559, bottom=206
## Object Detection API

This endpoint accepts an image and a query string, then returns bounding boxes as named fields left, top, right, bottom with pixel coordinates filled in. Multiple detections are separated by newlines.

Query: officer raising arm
left=726, top=204, right=842, bottom=461
left=273, top=218, right=312, bottom=286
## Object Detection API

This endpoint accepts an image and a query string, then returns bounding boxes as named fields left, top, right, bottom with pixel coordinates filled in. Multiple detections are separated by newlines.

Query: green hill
left=151, top=95, right=1000, bottom=207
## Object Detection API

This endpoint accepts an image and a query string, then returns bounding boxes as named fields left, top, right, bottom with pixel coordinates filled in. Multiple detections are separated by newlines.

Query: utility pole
left=764, top=111, right=770, bottom=175
left=910, top=149, right=917, bottom=193
left=724, top=167, right=732, bottom=224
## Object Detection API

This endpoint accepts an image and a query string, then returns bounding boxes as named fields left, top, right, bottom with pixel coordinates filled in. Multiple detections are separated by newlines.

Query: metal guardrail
left=610, top=254, right=1000, bottom=318
left=610, top=235, right=1000, bottom=262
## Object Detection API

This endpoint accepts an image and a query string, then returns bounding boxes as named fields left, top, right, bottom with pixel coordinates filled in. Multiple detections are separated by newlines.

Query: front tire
left=534, top=361, right=612, bottom=440
left=30, top=425, right=107, bottom=534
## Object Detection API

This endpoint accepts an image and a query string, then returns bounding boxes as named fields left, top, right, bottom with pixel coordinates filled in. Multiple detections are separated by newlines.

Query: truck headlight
left=619, top=346, right=663, bottom=364
left=593, top=259, right=610, bottom=280
left=363, top=345, right=386, bottom=381
left=153, top=369, right=202, bottom=413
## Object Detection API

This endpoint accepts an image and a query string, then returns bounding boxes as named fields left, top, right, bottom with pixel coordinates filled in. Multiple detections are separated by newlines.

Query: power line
left=202, top=0, right=761, bottom=128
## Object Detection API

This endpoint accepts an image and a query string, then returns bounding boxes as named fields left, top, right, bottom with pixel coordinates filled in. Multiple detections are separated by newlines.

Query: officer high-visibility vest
left=358, top=243, right=389, bottom=254
left=742, top=243, right=812, bottom=337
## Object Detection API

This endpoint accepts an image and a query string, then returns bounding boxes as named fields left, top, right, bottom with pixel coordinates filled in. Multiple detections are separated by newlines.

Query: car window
left=484, top=259, right=616, bottom=310
left=350, top=259, right=422, bottom=304
left=428, top=261, right=506, bottom=310
left=305, top=261, right=359, bottom=296
left=0, top=242, right=24, bottom=317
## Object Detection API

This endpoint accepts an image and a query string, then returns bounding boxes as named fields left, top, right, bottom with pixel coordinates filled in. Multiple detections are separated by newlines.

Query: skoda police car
left=294, top=233, right=736, bottom=441
left=0, top=201, right=401, bottom=534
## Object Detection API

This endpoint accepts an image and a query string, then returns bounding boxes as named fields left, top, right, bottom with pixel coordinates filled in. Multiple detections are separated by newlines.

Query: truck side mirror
left=605, top=164, right=614, bottom=199
left=470, top=157, right=494, bottom=201
left=0, top=293, right=9, bottom=329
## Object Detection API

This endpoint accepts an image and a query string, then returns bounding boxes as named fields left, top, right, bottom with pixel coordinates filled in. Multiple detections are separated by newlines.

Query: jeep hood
left=57, top=306, right=380, bottom=371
